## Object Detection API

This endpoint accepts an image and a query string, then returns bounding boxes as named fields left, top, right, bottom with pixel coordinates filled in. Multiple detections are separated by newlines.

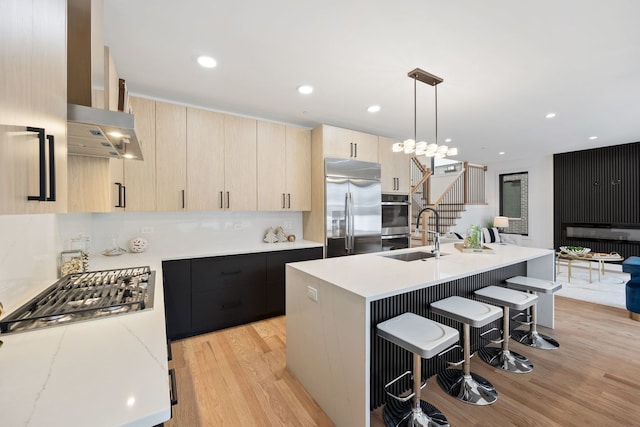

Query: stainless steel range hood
left=67, top=0, right=143, bottom=160
left=67, top=104, right=143, bottom=160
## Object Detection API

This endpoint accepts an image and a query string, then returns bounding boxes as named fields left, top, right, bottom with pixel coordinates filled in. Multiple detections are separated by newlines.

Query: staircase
left=410, top=160, right=486, bottom=247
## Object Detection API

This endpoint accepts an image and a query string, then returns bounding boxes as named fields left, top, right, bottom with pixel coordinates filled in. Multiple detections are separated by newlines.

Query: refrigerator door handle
left=344, top=192, right=350, bottom=252
left=348, top=192, right=354, bottom=253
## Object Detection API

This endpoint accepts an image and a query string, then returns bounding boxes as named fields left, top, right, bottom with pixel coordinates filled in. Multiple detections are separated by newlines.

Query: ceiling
left=103, top=0, right=640, bottom=164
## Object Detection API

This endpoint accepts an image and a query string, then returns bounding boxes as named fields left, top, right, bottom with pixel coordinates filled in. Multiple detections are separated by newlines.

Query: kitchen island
left=285, top=242, right=555, bottom=427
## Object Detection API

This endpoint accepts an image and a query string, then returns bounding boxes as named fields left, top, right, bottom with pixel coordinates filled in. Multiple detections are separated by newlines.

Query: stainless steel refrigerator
left=325, top=157, right=382, bottom=257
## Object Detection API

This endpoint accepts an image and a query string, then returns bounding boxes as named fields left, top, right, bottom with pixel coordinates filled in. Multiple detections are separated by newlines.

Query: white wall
left=0, top=210, right=303, bottom=313
left=484, top=155, right=554, bottom=249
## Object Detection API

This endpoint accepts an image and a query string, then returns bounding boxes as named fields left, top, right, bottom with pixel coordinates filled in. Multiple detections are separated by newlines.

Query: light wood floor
left=167, top=297, right=640, bottom=426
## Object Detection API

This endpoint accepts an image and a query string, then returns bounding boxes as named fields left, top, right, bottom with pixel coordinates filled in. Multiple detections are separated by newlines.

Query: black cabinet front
left=162, top=247, right=322, bottom=339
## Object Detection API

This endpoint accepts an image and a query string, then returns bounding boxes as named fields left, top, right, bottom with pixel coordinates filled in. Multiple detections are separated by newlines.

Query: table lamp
left=494, top=216, right=509, bottom=232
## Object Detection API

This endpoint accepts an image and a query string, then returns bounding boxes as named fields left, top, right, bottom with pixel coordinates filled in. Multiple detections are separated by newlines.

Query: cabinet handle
left=122, top=185, right=126, bottom=208
left=115, top=183, right=123, bottom=208
left=167, top=338, right=173, bottom=361
left=282, top=193, right=286, bottom=209
left=354, top=143, right=358, bottom=158
left=221, top=300, right=242, bottom=310
left=168, top=368, right=178, bottom=406
left=46, top=134, right=56, bottom=201
left=350, top=142, right=354, bottom=157
left=219, top=191, right=224, bottom=209
left=226, top=191, right=230, bottom=209
left=221, top=270, right=241, bottom=276
left=26, top=127, right=46, bottom=201
left=181, top=189, right=185, bottom=209
left=288, top=193, right=291, bottom=209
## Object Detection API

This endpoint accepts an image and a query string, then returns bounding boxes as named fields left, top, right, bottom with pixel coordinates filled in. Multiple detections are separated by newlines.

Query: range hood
left=67, top=104, right=143, bottom=160
left=67, top=0, right=143, bottom=160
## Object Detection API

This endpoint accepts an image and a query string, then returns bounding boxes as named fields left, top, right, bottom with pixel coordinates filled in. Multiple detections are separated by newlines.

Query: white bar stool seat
left=474, top=286, right=538, bottom=373
left=506, top=276, right=562, bottom=350
left=430, top=296, right=502, bottom=405
left=377, top=312, right=459, bottom=427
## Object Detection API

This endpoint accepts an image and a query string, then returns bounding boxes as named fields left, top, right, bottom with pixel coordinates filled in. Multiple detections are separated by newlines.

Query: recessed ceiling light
left=545, top=113, right=556, bottom=119
left=445, top=138, right=452, bottom=143
left=367, top=105, right=381, bottom=113
left=298, top=85, right=313, bottom=95
left=589, top=136, right=598, bottom=140
left=197, top=55, right=217, bottom=68
left=499, top=151, right=505, bottom=155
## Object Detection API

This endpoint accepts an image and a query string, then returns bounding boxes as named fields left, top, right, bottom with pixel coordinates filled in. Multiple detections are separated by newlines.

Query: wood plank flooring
left=167, top=297, right=640, bottom=426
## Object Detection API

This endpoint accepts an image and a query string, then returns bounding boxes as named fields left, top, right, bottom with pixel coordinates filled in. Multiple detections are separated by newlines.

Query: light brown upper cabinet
left=156, top=101, right=187, bottom=211
left=321, top=124, right=378, bottom=162
left=186, top=108, right=225, bottom=211
left=257, top=122, right=311, bottom=210
left=223, top=115, right=257, bottom=211
left=110, top=96, right=157, bottom=211
left=0, top=0, right=68, bottom=215
left=378, top=136, right=410, bottom=194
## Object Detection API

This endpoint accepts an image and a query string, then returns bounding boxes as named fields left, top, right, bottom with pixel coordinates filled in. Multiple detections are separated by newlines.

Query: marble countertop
left=287, top=242, right=554, bottom=301
left=0, top=240, right=322, bottom=427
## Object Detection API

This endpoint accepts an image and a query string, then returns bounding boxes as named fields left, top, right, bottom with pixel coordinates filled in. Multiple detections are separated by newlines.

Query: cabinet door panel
left=224, top=115, right=257, bottom=210
left=379, top=136, right=410, bottom=193
left=286, top=126, right=311, bottom=210
left=156, top=101, right=186, bottom=211
left=124, top=97, right=156, bottom=211
left=162, top=259, right=192, bottom=340
left=191, top=254, right=265, bottom=293
left=192, top=281, right=266, bottom=333
left=187, top=108, right=225, bottom=211
left=257, top=121, right=286, bottom=210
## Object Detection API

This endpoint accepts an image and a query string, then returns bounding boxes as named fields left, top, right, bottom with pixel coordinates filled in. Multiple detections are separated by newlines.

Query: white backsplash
left=0, top=210, right=303, bottom=313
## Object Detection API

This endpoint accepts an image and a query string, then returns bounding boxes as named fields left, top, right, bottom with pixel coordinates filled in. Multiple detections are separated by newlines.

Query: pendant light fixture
left=392, top=68, right=458, bottom=158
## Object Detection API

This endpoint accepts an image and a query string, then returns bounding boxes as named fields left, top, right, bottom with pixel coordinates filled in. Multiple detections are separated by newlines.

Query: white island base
left=285, top=243, right=555, bottom=427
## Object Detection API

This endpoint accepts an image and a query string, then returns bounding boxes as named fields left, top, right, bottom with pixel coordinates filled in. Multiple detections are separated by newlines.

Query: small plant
left=465, top=225, right=483, bottom=249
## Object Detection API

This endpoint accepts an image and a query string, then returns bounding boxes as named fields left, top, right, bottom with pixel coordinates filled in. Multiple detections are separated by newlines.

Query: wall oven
left=381, top=194, right=410, bottom=250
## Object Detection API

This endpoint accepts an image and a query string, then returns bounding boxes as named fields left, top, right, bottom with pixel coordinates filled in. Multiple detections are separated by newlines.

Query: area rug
left=555, top=266, right=629, bottom=309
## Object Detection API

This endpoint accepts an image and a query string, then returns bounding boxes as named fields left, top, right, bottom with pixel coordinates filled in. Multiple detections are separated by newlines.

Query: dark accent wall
left=554, top=142, right=640, bottom=257
left=369, top=262, right=527, bottom=410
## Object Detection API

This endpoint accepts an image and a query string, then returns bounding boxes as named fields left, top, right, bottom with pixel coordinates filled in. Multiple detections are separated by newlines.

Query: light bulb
left=392, top=143, right=404, bottom=152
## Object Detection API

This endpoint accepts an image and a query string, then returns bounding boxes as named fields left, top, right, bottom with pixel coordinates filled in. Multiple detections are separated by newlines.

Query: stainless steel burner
left=0, top=266, right=155, bottom=335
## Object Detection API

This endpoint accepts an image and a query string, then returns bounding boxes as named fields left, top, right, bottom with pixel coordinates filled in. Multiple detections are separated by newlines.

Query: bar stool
left=506, top=276, right=562, bottom=350
left=430, top=296, right=502, bottom=405
left=474, top=286, right=538, bottom=373
left=377, top=312, right=459, bottom=427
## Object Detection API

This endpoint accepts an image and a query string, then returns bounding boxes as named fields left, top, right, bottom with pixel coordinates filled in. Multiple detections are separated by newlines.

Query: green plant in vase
left=465, top=225, right=483, bottom=249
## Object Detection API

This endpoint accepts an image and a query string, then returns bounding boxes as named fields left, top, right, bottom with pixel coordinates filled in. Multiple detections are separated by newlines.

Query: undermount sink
left=381, top=251, right=446, bottom=262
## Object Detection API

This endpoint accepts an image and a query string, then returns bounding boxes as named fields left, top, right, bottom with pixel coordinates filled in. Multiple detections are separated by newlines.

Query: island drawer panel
left=191, top=254, right=266, bottom=293
left=369, top=262, right=527, bottom=410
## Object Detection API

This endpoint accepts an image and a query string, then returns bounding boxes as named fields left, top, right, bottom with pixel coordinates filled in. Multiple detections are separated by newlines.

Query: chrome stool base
left=383, top=397, right=449, bottom=427
left=478, top=347, right=533, bottom=373
left=512, top=329, right=560, bottom=350
left=436, top=369, right=498, bottom=406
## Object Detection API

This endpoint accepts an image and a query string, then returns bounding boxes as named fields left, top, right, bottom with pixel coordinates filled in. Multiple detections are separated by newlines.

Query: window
left=499, top=172, right=528, bottom=235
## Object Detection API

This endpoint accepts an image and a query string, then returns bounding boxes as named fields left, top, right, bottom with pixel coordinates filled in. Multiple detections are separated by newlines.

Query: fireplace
left=560, top=223, right=640, bottom=258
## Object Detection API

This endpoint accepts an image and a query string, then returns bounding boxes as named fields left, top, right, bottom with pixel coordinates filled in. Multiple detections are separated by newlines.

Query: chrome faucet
left=415, top=207, right=440, bottom=258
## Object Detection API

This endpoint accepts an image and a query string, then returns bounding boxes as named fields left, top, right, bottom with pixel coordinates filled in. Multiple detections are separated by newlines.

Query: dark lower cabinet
left=162, top=259, right=192, bottom=341
left=162, top=247, right=322, bottom=340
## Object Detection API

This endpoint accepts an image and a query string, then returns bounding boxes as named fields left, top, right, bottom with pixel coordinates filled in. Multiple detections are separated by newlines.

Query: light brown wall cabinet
left=257, top=122, right=311, bottom=211
left=0, top=0, right=68, bottom=215
left=156, top=101, right=187, bottom=211
left=223, top=115, right=258, bottom=211
left=111, top=97, right=157, bottom=211
left=321, top=124, right=378, bottom=162
left=378, top=136, right=410, bottom=194
left=186, top=108, right=225, bottom=211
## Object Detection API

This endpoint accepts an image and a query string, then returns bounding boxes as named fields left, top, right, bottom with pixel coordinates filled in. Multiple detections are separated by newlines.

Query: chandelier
left=392, top=68, right=458, bottom=158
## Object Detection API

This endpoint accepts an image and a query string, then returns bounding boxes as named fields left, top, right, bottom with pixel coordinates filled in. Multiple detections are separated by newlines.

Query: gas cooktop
left=0, top=266, right=155, bottom=335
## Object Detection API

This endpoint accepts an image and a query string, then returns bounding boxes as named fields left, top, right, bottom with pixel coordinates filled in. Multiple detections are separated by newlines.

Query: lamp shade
left=494, top=216, right=509, bottom=228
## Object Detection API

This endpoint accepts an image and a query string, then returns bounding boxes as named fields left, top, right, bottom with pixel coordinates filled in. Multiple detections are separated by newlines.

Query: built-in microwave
left=381, top=194, right=410, bottom=236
